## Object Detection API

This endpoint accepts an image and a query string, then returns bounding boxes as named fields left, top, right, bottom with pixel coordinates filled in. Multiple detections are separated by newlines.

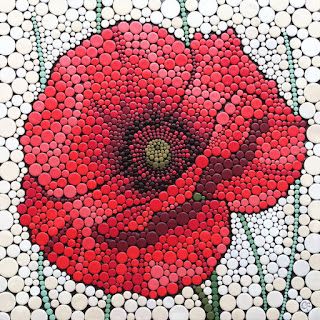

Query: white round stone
left=305, top=84, right=320, bottom=103
left=0, top=292, right=15, bottom=312
left=55, top=305, right=72, bottom=320
left=240, top=0, right=259, bottom=18
left=248, top=283, right=261, bottom=297
left=292, top=8, right=312, bottom=28
left=236, top=293, right=253, bottom=310
left=270, top=0, right=289, bottom=11
left=309, top=201, right=320, bottom=220
left=84, top=307, right=104, bottom=320
left=49, top=0, right=68, bottom=15
left=42, top=14, right=58, bottom=30
left=190, top=307, right=205, bottom=320
left=133, top=0, right=147, bottom=9
left=275, top=11, right=291, bottom=27
left=187, top=11, right=203, bottom=28
left=182, top=287, right=193, bottom=299
left=293, top=260, right=310, bottom=277
left=110, top=308, right=126, bottom=320
left=290, top=0, right=305, bottom=7
left=152, top=306, right=168, bottom=320
left=309, top=308, right=320, bottom=320
left=198, top=0, right=217, bottom=16
left=68, top=0, right=84, bottom=9
left=0, top=118, right=16, bottom=139
left=11, top=306, right=31, bottom=320
left=300, top=102, right=316, bottom=119
left=310, top=184, right=320, bottom=200
left=307, top=125, right=320, bottom=143
left=113, top=0, right=133, bottom=15
left=124, top=299, right=137, bottom=313
left=111, top=294, right=124, bottom=308
left=150, top=11, right=163, bottom=24
left=217, top=4, right=233, bottom=21
left=148, top=0, right=161, bottom=10
left=161, top=0, right=180, bottom=19
left=246, top=307, right=266, bottom=320
left=31, top=309, right=48, bottom=320
left=58, top=291, right=72, bottom=304
left=220, top=295, right=236, bottom=312
left=0, top=211, right=13, bottom=231
left=304, top=156, right=320, bottom=175
left=0, top=258, right=18, bottom=278
left=291, top=311, right=308, bottom=320
left=258, top=7, right=275, bottom=23
left=0, top=83, right=13, bottom=103
left=135, top=307, right=151, bottom=320
left=0, top=161, right=19, bottom=181
left=301, top=38, right=320, bottom=57
left=0, top=36, right=15, bottom=56
left=169, top=305, right=188, bottom=320
left=305, top=233, right=320, bottom=253
left=306, top=271, right=320, bottom=290
left=0, top=231, right=13, bottom=247
left=163, top=296, right=175, bottom=309
left=306, top=0, right=320, bottom=11
left=0, top=67, right=16, bottom=84
left=0, top=0, right=16, bottom=13
left=0, top=147, right=10, bottom=163
left=267, top=291, right=283, bottom=308
left=305, top=67, right=320, bottom=83
left=16, top=38, right=32, bottom=54
left=0, top=276, right=7, bottom=292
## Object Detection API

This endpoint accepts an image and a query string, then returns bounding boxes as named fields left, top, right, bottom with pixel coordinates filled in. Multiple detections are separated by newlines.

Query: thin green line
left=279, top=181, right=300, bottom=320
left=96, top=0, right=102, bottom=33
left=283, top=32, right=299, bottom=116
left=211, top=271, right=220, bottom=320
left=178, top=0, right=190, bottom=47
left=31, top=16, right=46, bottom=92
left=194, top=284, right=215, bottom=320
left=38, top=251, right=56, bottom=320
left=104, top=293, right=112, bottom=320
left=238, top=214, right=268, bottom=312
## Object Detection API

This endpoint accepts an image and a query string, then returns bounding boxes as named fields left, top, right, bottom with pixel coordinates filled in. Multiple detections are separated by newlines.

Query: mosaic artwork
left=0, top=0, right=319, bottom=319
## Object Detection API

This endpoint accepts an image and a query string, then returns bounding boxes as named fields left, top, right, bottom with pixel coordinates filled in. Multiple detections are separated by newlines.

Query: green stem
left=178, top=0, right=190, bottom=47
left=38, top=251, right=56, bottom=320
left=104, top=294, right=112, bottom=320
left=238, top=214, right=268, bottom=312
left=31, top=16, right=46, bottom=92
left=96, top=0, right=102, bottom=33
left=283, top=32, right=299, bottom=116
left=279, top=181, right=301, bottom=320
left=194, top=271, right=220, bottom=320
left=211, top=271, right=220, bottom=320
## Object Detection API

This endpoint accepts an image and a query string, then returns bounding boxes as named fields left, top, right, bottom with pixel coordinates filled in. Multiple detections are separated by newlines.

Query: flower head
left=19, top=22, right=306, bottom=298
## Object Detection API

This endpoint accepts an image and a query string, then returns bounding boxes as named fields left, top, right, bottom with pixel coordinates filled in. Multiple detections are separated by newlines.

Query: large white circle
left=0, top=36, right=15, bottom=56
left=0, top=84, right=13, bottom=103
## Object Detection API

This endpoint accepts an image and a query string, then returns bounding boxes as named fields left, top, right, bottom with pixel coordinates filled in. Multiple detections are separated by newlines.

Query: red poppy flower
left=18, top=22, right=306, bottom=298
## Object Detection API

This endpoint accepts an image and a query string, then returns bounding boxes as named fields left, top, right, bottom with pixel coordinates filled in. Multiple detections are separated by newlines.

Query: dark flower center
left=117, top=114, right=207, bottom=194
